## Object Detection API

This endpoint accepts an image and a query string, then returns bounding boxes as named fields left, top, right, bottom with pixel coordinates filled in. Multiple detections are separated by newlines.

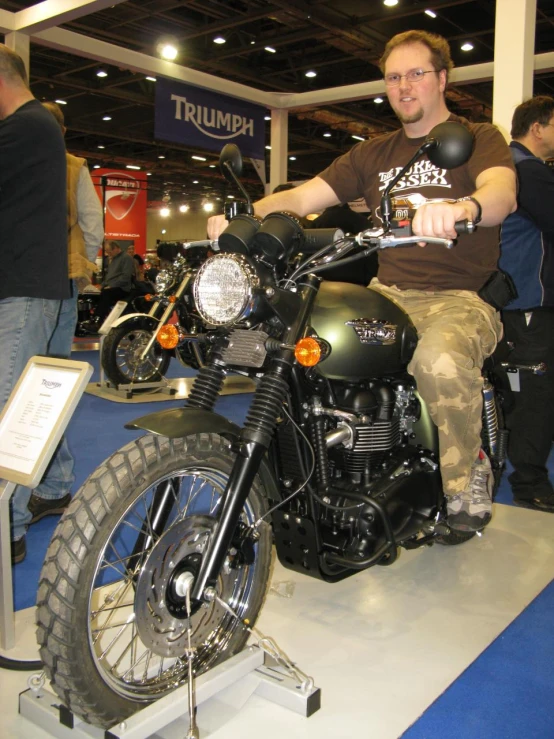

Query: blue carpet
left=402, top=579, right=554, bottom=739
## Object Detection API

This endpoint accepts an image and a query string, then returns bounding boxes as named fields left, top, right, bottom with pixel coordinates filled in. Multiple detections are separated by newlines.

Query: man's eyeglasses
left=384, top=69, right=440, bottom=87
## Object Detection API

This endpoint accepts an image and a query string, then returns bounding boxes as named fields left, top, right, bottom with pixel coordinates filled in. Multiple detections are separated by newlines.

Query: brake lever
left=356, top=232, right=455, bottom=249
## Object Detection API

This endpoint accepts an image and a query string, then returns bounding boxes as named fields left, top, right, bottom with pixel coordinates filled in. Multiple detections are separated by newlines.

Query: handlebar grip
left=302, top=228, right=345, bottom=253
left=454, top=219, right=475, bottom=235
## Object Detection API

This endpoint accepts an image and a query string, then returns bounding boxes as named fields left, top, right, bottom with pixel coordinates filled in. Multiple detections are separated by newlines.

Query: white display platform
left=2, top=503, right=554, bottom=739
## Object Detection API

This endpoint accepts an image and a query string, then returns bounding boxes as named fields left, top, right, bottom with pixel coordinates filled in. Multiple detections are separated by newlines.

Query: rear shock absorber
left=482, top=380, right=498, bottom=457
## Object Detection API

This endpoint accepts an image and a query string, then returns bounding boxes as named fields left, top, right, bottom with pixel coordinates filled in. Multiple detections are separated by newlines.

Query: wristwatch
left=456, top=196, right=482, bottom=224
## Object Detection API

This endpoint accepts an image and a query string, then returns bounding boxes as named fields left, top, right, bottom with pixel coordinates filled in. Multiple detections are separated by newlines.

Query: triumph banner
left=155, top=79, right=266, bottom=160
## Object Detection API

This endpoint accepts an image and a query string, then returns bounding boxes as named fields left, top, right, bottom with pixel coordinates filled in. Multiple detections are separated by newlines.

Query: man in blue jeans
left=25, top=103, right=104, bottom=528
left=0, top=45, right=68, bottom=563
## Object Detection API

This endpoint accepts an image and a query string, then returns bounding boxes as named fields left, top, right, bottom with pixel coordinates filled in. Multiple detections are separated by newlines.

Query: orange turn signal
left=157, top=324, right=180, bottom=349
left=295, top=337, right=322, bottom=367
left=144, top=294, right=153, bottom=301
left=169, top=295, right=177, bottom=303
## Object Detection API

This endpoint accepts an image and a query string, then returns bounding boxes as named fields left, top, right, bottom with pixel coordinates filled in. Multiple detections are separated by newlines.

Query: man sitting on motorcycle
left=208, top=30, right=517, bottom=533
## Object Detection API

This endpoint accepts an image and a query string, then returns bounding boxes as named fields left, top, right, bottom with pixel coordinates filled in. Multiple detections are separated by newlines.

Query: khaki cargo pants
left=370, top=279, right=503, bottom=496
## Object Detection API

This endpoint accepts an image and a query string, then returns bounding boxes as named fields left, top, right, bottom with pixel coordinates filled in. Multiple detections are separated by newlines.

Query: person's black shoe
left=11, top=536, right=26, bottom=564
left=80, top=317, right=101, bottom=335
left=513, top=494, right=554, bottom=513
left=28, top=493, right=72, bottom=524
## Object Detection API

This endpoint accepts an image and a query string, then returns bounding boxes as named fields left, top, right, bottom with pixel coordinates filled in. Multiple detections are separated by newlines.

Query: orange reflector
left=168, top=295, right=177, bottom=303
left=144, top=294, right=153, bottom=301
left=157, top=324, right=180, bottom=349
left=295, top=337, right=322, bottom=367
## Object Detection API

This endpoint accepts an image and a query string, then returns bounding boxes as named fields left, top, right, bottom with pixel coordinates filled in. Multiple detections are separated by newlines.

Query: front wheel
left=101, top=319, right=171, bottom=386
left=36, top=433, right=272, bottom=729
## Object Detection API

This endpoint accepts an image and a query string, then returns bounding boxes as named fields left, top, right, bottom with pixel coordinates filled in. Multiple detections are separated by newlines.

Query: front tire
left=101, top=319, right=171, bottom=386
left=36, top=433, right=272, bottom=729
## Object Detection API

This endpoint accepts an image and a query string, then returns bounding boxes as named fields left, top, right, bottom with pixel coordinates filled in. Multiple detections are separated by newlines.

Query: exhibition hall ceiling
left=3, top=0, right=554, bottom=205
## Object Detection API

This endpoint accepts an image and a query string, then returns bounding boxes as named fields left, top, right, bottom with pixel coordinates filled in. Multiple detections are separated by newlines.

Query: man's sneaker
left=28, top=493, right=71, bottom=524
left=11, top=536, right=26, bottom=564
left=446, top=450, right=493, bottom=532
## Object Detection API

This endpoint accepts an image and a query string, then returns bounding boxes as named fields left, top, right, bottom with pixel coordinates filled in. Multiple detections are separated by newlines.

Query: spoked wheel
left=36, top=434, right=272, bottom=729
left=101, top=319, right=170, bottom=386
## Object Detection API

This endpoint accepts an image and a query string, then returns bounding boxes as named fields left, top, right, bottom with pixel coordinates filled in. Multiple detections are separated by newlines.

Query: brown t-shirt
left=318, top=114, right=514, bottom=291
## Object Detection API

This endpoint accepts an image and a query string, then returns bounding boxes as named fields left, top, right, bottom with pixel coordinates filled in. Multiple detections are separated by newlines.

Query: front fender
left=125, top=407, right=239, bottom=440
left=111, top=313, right=158, bottom=330
left=125, top=407, right=281, bottom=502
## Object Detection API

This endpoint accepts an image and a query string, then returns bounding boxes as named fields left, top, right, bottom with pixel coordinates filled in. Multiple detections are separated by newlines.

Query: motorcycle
left=36, top=122, right=509, bottom=729
left=100, top=243, right=211, bottom=386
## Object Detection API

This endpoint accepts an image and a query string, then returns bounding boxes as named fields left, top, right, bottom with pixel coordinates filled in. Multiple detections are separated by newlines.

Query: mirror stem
left=223, top=162, right=254, bottom=215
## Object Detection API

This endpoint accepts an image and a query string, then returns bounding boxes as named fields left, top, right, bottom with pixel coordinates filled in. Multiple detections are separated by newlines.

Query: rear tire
left=36, top=433, right=272, bottom=729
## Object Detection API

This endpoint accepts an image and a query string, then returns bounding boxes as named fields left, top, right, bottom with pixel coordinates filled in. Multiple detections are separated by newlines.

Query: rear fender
left=125, top=407, right=281, bottom=502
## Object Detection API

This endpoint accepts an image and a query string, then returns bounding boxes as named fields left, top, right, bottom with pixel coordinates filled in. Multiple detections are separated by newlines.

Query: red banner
left=93, top=170, right=147, bottom=256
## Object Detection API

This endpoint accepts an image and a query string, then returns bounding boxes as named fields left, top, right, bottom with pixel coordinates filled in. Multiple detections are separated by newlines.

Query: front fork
left=190, top=276, right=320, bottom=604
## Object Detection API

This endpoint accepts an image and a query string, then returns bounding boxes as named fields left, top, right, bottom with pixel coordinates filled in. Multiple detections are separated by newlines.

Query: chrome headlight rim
left=193, top=253, right=259, bottom=327
left=154, top=269, right=175, bottom=295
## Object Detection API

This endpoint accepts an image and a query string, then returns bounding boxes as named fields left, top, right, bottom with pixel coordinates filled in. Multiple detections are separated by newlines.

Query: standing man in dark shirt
left=498, top=96, right=554, bottom=512
left=0, top=44, right=68, bottom=562
left=209, top=30, right=517, bottom=533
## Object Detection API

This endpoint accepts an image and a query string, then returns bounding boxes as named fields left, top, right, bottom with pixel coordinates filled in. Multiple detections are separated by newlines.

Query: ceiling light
left=383, top=0, right=398, bottom=6
left=213, top=36, right=226, bottom=44
left=265, top=145, right=271, bottom=150
left=160, top=44, right=178, bottom=60
left=147, top=172, right=152, bottom=176
left=96, top=69, right=108, bottom=78
left=97, top=145, right=105, bottom=149
left=193, top=180, right=199, bottom=184
left=126, top=165, right=141, bottom=170
left=461, top=42, right=474, bottom=51
left=55, top=99, right=67, bottom=105
left=425, top=9, right=437, bottom=18
left=102, top=115, right=112, bottom=121
left=264, top=115, right=271, bottom=121
left=146, top=76, right=157, bottom=82
left=264, top=46, right=276, bottom=53
left=323, top=131, right=332, bottom=137
left=160, top=207, right=171, bottom=217
left=352, top=135, right=365, bottom=141
left=305, top=70, right=317, bottom=78
left=227, top=194, right=234, bottom=198
left=209, top=164, right=216, bottom=168
left=93, top=165, right=101, bottom=169
left=158, top=155, right=166, bottom=159
left=374, top=97, right=384, bottom=104
left=203, top=202, right=214, bottom=212
left=161, top=229, right=167, bottom=234
left=289, top=156, right=296, bottom=161
left=192, top=155, right=206, bottom=161
left=251, top=40, right=256, bottom=45
left=179, top=204, right=189, bottom=213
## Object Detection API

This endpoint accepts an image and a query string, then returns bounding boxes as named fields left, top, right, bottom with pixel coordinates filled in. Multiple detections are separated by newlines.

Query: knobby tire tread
left=36, top=433, right=271, bottom=729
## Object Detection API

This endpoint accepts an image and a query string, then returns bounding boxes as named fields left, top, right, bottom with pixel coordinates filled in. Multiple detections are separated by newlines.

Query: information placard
left=0, top=356, right=93, bottom=488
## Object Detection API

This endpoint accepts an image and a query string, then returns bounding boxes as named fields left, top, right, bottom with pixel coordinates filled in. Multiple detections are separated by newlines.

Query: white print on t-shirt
left=378, top=160, right=451, bottom=192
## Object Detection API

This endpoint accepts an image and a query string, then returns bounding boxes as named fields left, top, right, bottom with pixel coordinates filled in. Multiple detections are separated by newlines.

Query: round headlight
left=155, top=269, right=174, bottom=294
left=193, top=253, right=258, bottom=326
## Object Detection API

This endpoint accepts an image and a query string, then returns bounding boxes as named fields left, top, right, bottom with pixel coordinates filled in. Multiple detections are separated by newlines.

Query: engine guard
left=125, top=407, right=281, bottom=502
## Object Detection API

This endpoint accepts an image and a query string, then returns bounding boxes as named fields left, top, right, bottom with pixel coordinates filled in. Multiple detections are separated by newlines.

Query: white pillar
left=492, top=0, right=536, bottom=141
left=4, top=31, right=30, bottom=83
left=269, top=109, right=288, bottom=195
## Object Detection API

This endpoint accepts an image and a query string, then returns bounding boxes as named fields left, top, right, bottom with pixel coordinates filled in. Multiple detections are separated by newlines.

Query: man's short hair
left=379, top=30, right=454, bottom=83
left=42, top=101, right=65, bottom=130
left=511, top=96, right=554, bottom=138
left=0, top=44, right=28, bottom=87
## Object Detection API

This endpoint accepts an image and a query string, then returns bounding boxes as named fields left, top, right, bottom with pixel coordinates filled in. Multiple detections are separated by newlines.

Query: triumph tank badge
left=345, top=318, right=397, bottom=346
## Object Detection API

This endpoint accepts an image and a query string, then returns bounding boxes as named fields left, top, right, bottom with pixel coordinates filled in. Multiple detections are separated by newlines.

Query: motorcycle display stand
left=19, top=646, right=320, bottom=738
